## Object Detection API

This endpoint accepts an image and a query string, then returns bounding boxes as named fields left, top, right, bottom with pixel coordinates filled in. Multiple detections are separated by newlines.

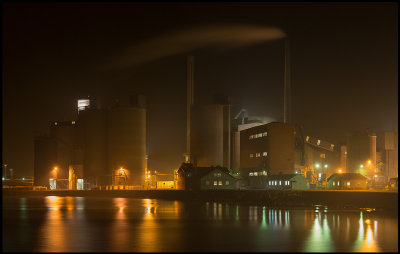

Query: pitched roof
left=327, top=173, right=367, bottom=181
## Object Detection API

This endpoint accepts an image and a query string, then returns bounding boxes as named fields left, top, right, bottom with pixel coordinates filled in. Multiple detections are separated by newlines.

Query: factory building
left=303, top=136, right=340, bottom=186
left=240, top=122, right=296, bottom=177
left=346, top=130, right=377, bottom=178
left=33, top=95, right=147, bottom=189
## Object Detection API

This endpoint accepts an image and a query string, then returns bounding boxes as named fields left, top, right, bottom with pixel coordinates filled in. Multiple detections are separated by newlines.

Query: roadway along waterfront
left=3, top=189, right=398, bottom=210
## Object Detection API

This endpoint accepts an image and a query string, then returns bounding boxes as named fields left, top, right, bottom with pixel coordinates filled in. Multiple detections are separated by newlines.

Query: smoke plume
left=109, top=25, right=286, bottom=69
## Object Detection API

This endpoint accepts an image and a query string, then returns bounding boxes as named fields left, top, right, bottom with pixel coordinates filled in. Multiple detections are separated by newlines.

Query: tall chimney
left=186, top=55, right=194, bottom=162
left=284, top=38, right=291, bottom=123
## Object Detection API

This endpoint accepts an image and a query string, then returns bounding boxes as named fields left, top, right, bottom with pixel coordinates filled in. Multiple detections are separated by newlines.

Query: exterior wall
left=34, top=136, right=57, bottom=188
left=240, top=122, right=295, bottom=175
left=77, top=108, right=108, bottom=187
left=327, top=174, right=367, bottom=190
left=265, top=175, right=308, bottom=190
left=191, top=104, right=224, bottom=167
left=232, top=131, right=240, bottom=174
left=346, top=131, right=377, bottom=177
left=107, top=106, right=146, bottom=186
left=50, top=121, right=76, bottom=180
left=200, top=169, right=236, bottom=189
left=157, top=181, right=175, bottom=189
left=291, top=175, right=309, bottom=190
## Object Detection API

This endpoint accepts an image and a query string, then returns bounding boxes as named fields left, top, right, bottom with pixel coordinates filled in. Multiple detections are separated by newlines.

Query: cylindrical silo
left=50, top=121, right=76, bottom=180
left=190, top=104, right=224, bottom=167
left=77, top=108, right=108, bottom=187
left=107, top=106, right=146, bottom=186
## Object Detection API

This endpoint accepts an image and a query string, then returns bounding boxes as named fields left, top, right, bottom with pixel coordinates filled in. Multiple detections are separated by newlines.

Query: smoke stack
left=185, top=55, right=194, bottom=162
left=284, top=38, right=291, bottom=123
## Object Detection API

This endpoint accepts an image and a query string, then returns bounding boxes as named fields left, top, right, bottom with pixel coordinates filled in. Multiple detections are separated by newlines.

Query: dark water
left=2, top=196, right=398, bottom=252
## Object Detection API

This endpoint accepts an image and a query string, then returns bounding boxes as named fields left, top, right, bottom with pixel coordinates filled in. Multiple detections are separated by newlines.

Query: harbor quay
left=3, top=189, right=397, bottom=210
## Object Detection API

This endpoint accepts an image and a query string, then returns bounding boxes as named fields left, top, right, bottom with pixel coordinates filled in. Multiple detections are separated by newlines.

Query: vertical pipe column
left=284, top=38, right=291, bottom=123
left=186, top=56, right=194, bottom=162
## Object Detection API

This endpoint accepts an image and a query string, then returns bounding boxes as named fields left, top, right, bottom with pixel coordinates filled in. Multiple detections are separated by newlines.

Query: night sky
left=3, top=2, right=398, bottom=177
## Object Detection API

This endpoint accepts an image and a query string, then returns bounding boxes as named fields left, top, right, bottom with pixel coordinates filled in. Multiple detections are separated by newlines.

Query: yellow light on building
left=338, top=169, right=342, bottom=173
left=367, top=160, right=372, bottom=165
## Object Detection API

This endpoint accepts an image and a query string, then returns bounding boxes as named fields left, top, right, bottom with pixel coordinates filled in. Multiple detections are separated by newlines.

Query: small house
left=327, top=173, right=367, bottom=190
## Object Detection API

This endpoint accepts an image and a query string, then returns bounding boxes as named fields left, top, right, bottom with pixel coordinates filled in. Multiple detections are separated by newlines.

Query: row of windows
left=249, top=132, right=268, bottom=140
left=249, top=171, right=267, bottom=176
left=332, top=181, right=351, bottom=186
left=268, top=180, right=290, bottom=186
left=213, top=173, right=222, bottom=177
left=250, top=152, right=267, bottom=158
left=205, top=180, right=230, bottom=186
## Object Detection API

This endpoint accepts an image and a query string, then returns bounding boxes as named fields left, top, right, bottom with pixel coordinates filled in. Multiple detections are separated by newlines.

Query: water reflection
left=3, top=197, right=397, bottom=252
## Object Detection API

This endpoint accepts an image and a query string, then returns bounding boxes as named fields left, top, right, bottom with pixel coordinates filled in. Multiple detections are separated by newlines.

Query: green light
left=324, top=164, right=328, bottom=168
left=315, top=163, right=320, bottom=168
left=22, top=177, right=25, bottom=180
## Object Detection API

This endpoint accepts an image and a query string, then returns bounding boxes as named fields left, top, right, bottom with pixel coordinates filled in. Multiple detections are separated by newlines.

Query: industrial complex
left=3, top=53, right=398, bottom=192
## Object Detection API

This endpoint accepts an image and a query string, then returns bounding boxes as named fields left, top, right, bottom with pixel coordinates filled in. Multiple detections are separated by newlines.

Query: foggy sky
left=3, top=2, right=398, bottom=177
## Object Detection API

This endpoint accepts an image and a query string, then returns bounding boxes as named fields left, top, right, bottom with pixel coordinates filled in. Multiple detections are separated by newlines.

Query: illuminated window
left=333, top=182, right=335, bottom=186
left=54, top=122, right=58, bottom=126
left=330, top=144, right=335, bottom=150
left=317, top=140, right=321, bottom=145
left=275, top=181, right=277, bottom=185
left=249, top=172, right=253, bottom=176
left=258, top=133, right=263, bottom=138
left=320, top=153, right=326, bottom=158
left=254, top=172, right=258, bottom=176
left=263, top=171, right=267, bottom=176
left=263, top=152, right=268, bottom=157
left=250, top=154, right=254, bottom=158
left=218, top=181, right=222, bottom=186
left=263, top=132, right=268, bottom=136
left=279, top=181, right=282, bottom=185
left=249, top=135, right=254, bottom=140
left=306, top=136, right=310, bottom=141
left=345, top=151, right=347, bottom=155
left=347, top=182, right=350, bottom=186
left=206, top=181, right=210, bottom=185
left=214, top=181, right=217, bottom=186
left=72, top=121, right=75, bottom=125
left=338, top=181, right=340, bottom=186
left=225, top=181, right=229, bottom=185
left=268, top=181, right=271, bottom=185
left=256, top=153, right=261, bottom=157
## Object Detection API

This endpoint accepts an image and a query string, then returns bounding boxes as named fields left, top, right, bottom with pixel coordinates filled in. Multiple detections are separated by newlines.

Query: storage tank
left=49, top=121, right=76, bottom=180
left=77, top=108, right=108, bottom=187
left=190, top=103, right=224, bottom=167
left=107, top=105, right=146, bottom=186
left=34, top=136, right=57, bottom=188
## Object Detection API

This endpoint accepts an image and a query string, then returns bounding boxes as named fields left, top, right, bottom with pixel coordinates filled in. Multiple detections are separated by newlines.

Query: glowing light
left=315, top=163, right=320, bottom=168
left=338, top=169, right=342, bottom=173
left=365, top=219, right=371, bottom=224
left=324, top=164, right=328, bottom=168
left=360, top=165, right=364, bottom=168
left=367, top=160, right=371, bottom=165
